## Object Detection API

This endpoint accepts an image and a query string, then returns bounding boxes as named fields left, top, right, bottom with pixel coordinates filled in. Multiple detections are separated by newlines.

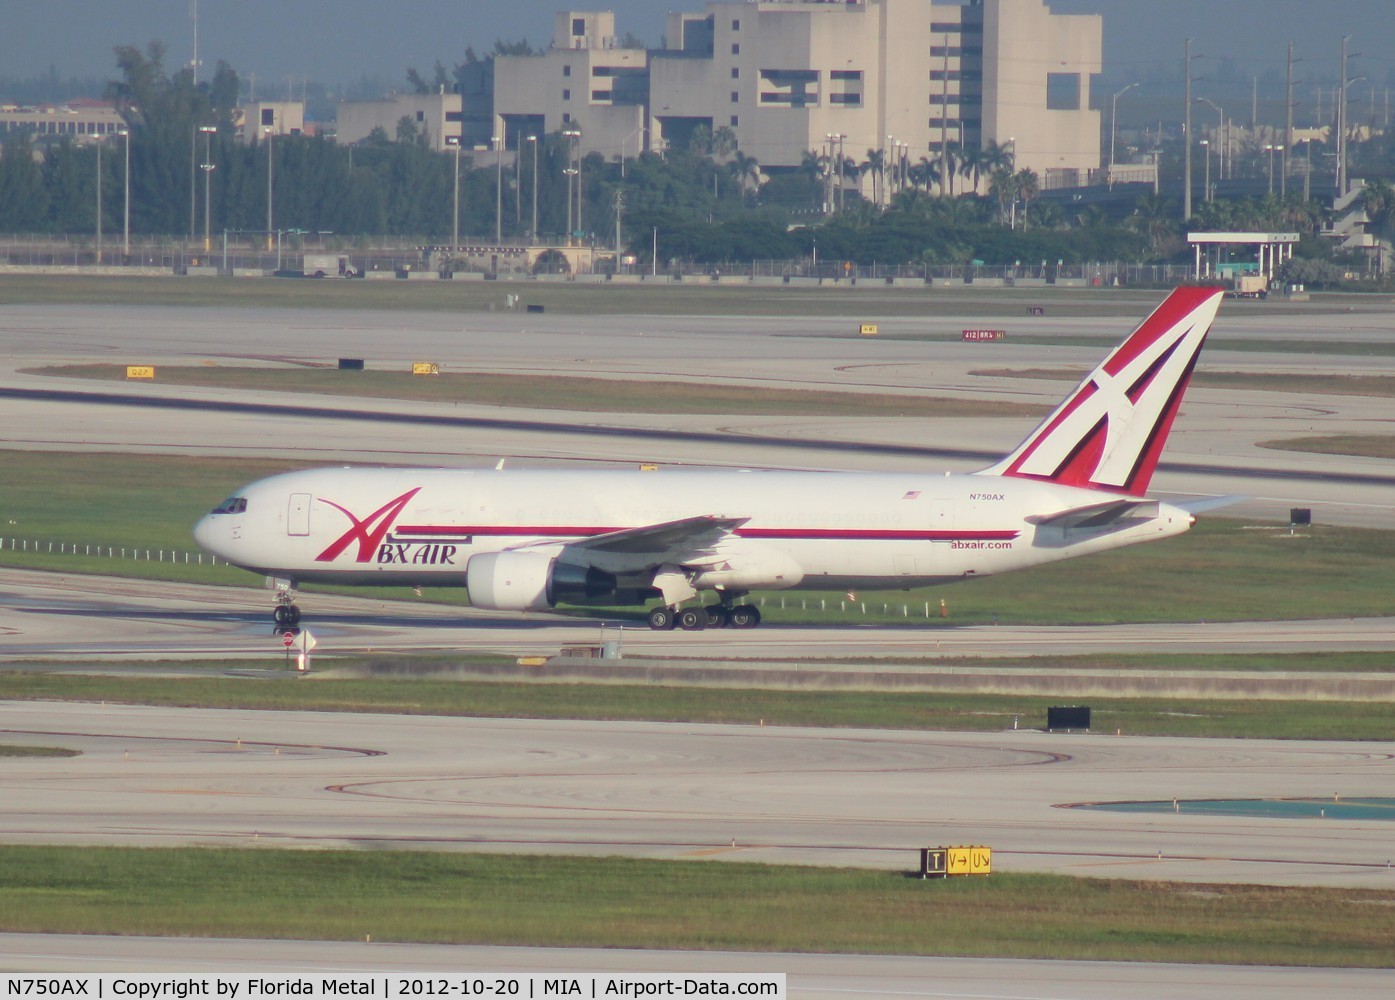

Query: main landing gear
left=646, top=602, right=761, bottom=631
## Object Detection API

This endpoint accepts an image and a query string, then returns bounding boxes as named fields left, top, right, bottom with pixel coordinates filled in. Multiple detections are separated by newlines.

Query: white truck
left=302, top=254, right=360, bottom=278
left=1229, top=273, right=1268, bottom=299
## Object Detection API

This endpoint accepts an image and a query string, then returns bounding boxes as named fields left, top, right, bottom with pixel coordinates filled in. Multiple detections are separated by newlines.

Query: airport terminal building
left=492, top=0, right=1102, bottom=192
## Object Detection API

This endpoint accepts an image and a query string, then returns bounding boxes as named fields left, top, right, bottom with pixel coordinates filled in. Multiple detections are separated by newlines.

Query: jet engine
left=466, top=552, right=618, bottom=611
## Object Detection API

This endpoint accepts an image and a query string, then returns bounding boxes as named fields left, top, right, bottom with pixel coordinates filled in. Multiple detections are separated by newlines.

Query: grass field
left=0, top=846, right=1390, bottom=966
left=1262, top=435, right=1395, bottom=459
left=5, top=670, right=1394, bottom=740
left=0, top=274, right=1184, bottom=318
left=5, top=450, right=1395, bottom=626
left=3, top=274, right=1389, bottom=320
left=25, top=363, right=1047, bottom=419
left=0, top=743, right=78, bottom=758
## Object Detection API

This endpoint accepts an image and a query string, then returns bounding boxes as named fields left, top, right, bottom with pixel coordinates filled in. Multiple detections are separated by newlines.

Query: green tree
left=106, top=42, right=239, bottom=235
left=42, top=139, right=91, bottom=233
left=0, top=135, right=49, bottom=230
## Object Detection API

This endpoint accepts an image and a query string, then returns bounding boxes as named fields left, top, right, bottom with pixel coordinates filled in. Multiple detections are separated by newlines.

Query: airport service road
left=3, top=302, right=1395, bottom=528
left=4, top=699, right=1395, bottom=890
left=2, top=936, right=1393, bottom=1000
left=6, top=567, right=1395, bottom=663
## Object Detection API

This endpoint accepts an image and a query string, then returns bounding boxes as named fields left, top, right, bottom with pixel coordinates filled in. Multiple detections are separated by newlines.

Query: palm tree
left=838, top=156, right=861, bottom=210
left=891, top=187, right=934, bottom=217
left=960, top=145, right=990, bottom=195
left=710, top=125, right=738, bottom=159
left=1129, top=193, right=1179, bottom=257
left=910, top=156, right=940, bottom=192
left=728, top=150, right=761, bottom=197
left=1363, top=179, right=1394, bottom=231
left=982, top=139, right=1014, bottom=175
left=988, top=166, right=1017, bottom=226
left=940, top=141, right=962, bottom=197
left=861, top=148, right=885, bottom=207
left=1015, top=168, right=1040, bottom=229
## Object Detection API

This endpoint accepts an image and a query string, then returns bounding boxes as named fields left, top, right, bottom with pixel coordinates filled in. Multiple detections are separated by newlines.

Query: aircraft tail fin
left=981, top=286, right=1223, bottom=497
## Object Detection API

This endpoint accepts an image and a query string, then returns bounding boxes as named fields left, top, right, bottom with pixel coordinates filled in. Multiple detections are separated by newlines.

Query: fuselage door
left=288, top=493, right=312, bottom=536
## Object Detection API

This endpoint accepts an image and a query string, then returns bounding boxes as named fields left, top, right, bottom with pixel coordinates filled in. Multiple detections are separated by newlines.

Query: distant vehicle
left=302, top=254, right=361, bottom=279
left=194, top=287, right=1226, bottom=631
left=1229, top=273, right=1268, bottom=299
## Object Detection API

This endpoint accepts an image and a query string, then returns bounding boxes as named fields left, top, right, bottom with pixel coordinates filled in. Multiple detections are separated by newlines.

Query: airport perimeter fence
left=0, top=536, right=220, bottom=567
left=741, top=260, right=1192, bottom=286
left=0, top=536, right=953, bottom=619
left=0, top=234, right=1196, bottom=286
left=0, top=234, right=418, bottom=274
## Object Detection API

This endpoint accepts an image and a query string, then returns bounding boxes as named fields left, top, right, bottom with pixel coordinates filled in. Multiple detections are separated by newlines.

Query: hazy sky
left=3, top=1, right=1392, bottom=95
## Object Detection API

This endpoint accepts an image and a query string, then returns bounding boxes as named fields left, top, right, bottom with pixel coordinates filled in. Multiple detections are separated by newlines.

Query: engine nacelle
left=466, top=552, right=618, bottom=611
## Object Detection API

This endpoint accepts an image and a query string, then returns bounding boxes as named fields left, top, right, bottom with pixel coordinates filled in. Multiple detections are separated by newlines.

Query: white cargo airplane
left=194, top=286, right=1224, bottom=631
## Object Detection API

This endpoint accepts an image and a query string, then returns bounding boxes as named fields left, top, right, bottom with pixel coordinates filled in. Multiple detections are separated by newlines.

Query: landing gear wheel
left=273, top=604, right=301, bottom=628
left=677, top=607, right=707, bottom=631
left=729, top=604, right=761, bottom=629
left=704, top=604, right=730, bottom=629
left=647, top=606, right=677, bottom=631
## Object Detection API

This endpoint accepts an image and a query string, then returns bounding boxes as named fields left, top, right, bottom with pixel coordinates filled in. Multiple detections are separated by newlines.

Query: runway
left=4, top=699, right=1395, bottom=889
left=2, top=934, right=1392, bottom=999
left=6, top=566, right=1395, bottom=664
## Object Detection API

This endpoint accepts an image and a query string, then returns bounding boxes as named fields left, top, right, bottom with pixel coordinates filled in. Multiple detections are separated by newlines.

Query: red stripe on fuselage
left=394, top=524, right=1020, bottom=542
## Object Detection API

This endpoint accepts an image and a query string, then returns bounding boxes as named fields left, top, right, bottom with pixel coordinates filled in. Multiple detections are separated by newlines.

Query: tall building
left=494, top=0, right=1101, bottom=191
left=493, top=11, right=649, bottom=156
left=336, top=92, right=462, bottom=152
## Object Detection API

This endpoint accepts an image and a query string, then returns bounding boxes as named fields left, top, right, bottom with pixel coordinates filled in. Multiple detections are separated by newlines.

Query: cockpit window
left=211, top=497, right=248, bottom=515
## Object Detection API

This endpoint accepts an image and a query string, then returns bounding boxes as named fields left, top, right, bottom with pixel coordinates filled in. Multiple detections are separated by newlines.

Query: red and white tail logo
left=982, top=286, right=1223, bottom=496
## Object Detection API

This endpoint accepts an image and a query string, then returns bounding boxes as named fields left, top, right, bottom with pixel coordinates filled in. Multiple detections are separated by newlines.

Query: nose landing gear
left=268, top=577, right=301, bottom=630
left=273, top=602, right=301, bottom=628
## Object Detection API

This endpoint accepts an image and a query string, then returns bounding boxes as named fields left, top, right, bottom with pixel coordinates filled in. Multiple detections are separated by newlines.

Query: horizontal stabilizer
left=1026, top=499, right=1159, bottom=529
left=1172, top=494, right=1247, bottom=515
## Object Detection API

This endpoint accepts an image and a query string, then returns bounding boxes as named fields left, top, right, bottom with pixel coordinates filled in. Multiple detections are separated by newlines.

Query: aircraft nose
left=192, top=514, right=220, bottom=553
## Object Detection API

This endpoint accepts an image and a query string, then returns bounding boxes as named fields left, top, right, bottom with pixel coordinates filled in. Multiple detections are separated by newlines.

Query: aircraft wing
left=1026, top=499, right=1159, bottom=530
left=535, top=514, right=751, bottom=575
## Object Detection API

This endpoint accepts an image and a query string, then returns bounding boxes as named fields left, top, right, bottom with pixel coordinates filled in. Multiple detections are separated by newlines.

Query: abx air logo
left=315, top=488, right=422, bottom=563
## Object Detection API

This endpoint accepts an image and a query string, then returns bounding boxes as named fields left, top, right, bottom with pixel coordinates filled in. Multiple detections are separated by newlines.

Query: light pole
left=493, top=134, right=503, bottom=244
left=447, top=137, right=461, bottom=247
left=120, top=128, right=130, bottom=258
left=1199, top=139, right=1211, bottom=201
left=831, top=131, right=842, bottom=211
left=199, top=125, right=216, bottom=253
left=1109, top=82, right=1138, bottom=187
left=264, top=126, right=274, bottom=251
left=95, top=136, right=103, bottom=263
left=823, top=132, right=835, bottom=215
left=563, top=127, right=581, bottom=244
left=1197, top=97, right=1224, bottom=182
left=883, top=133, right=893, bottom=207
left=1266, top=143, right=1284, bottom=195
left=189, top=125, right=197, bottom=240
left=1183, top=39, right=1193, bottom=222
left=1338, top=35, right=1365, bottom=197
left=527, top=135, right=538, bottom=242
